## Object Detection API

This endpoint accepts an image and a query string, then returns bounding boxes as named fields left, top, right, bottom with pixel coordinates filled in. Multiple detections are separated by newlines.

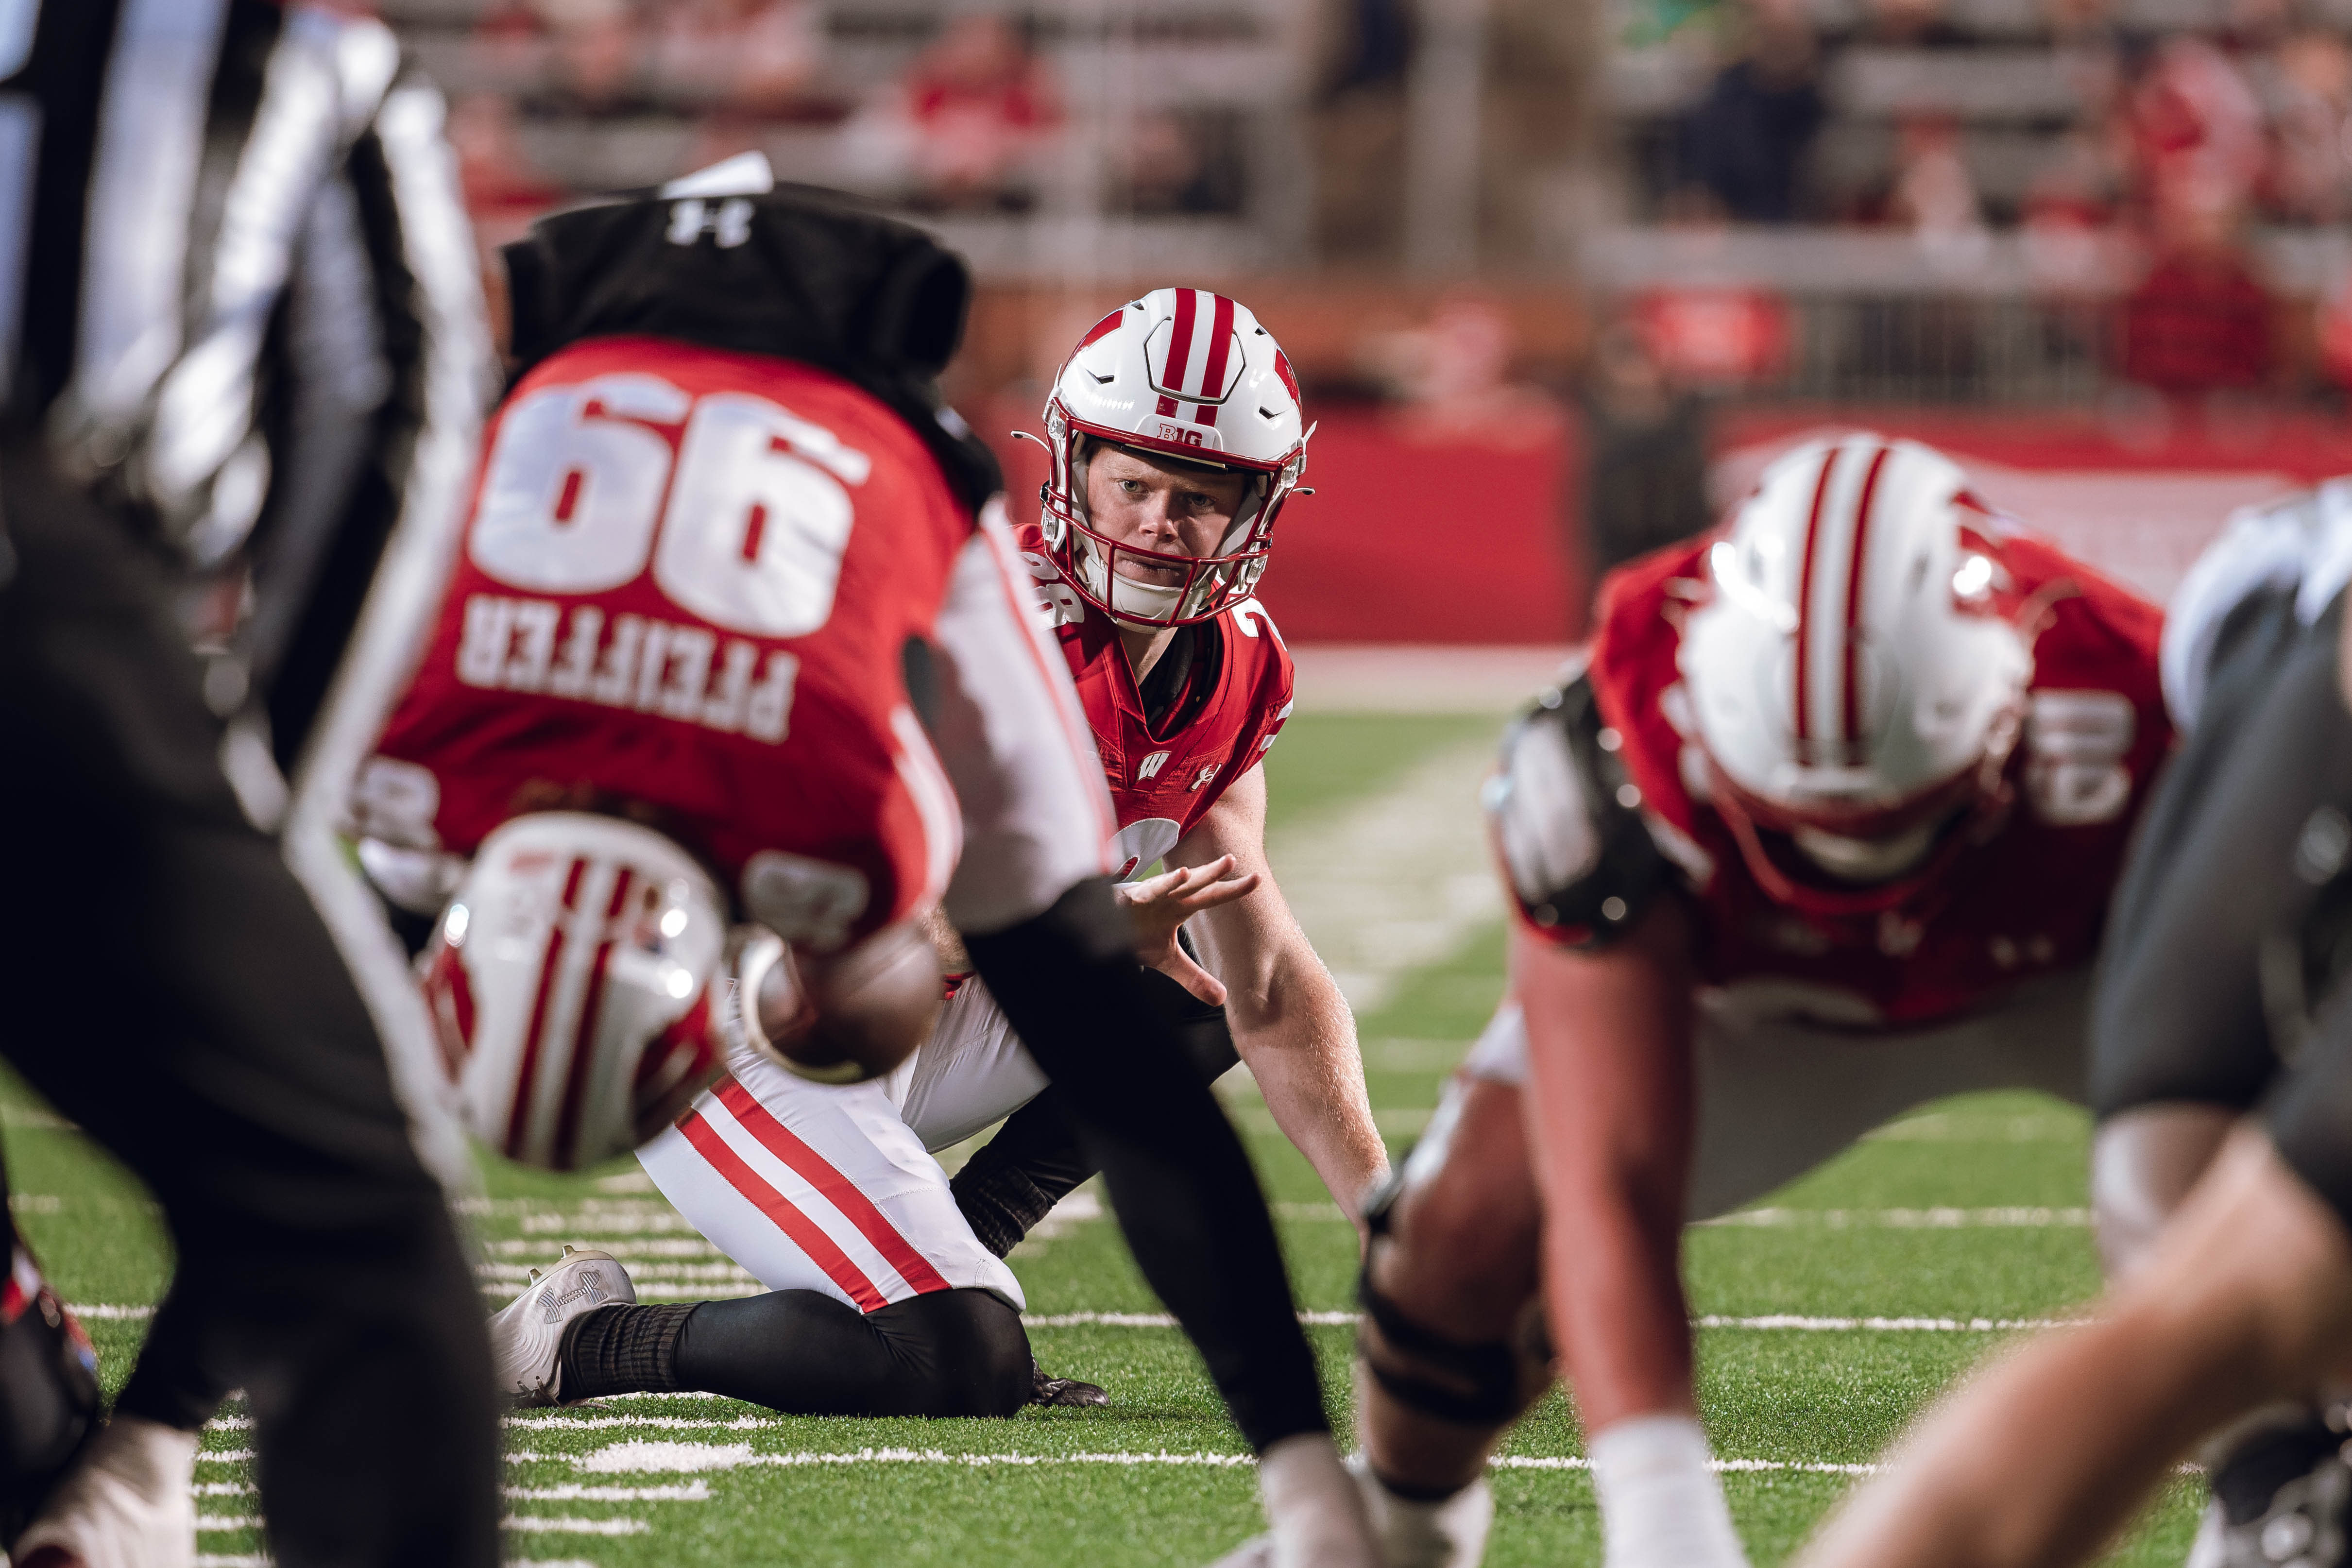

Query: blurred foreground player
left=550, top=287, right=1386, bottom=1420
left=1316, top=435, right=2171, bottom=1568
left=0, top=4, right=503, bottom=1566
left=356, top=169, right=1380, bottom=1566
left=1794, top=485, right=2352, bottom=1568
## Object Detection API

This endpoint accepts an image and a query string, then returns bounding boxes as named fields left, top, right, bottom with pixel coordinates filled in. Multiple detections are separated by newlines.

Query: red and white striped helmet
left=421, top=813, right=728, bottom=1170
left=1680, top=434, right=2032, bottom=910
left=1037, top=287, right=1310, bottom=627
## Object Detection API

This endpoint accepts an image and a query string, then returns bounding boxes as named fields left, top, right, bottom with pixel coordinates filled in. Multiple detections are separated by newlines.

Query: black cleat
left=1027, top=1360, right=1109, bottom=1408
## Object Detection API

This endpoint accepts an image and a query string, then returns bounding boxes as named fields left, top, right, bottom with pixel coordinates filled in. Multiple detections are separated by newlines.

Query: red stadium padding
left=985, top=402, right=2352, bottom=645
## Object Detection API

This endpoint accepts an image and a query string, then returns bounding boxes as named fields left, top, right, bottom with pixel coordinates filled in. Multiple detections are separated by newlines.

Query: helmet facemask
left=1044, top=427, right=1280, bottom=629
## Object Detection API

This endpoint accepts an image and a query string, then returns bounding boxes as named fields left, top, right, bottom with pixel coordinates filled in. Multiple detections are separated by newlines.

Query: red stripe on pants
left=714, top=1077, right=952, bottom=1294
left=676, top=1106, right=888, bottom=1312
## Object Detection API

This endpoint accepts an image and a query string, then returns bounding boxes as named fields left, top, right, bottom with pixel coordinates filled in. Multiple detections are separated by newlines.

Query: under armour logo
left=667, top=197, right=753, bottom=249
left=537, top=1268, right=614, bottom=1323
left=1136, top=750, right=1171, bottom=782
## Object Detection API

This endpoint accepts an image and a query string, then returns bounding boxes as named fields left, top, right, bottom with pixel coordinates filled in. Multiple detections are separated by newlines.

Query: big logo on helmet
left=1155, top=424, right=1205, bottom=447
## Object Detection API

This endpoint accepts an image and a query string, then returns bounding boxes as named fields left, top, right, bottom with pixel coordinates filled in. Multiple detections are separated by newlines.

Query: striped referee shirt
left=6, top=0, right=494, bottom=771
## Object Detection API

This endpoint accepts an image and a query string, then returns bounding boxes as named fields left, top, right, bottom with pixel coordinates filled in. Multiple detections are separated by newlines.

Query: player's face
left=1084, top=447, right=1252, bottom=586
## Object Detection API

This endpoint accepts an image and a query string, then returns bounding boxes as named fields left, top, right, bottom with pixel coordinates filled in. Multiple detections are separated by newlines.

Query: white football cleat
left=487, top=1245, right=635, bottom=1407
left=10, top=1415, right=196, bottom=1568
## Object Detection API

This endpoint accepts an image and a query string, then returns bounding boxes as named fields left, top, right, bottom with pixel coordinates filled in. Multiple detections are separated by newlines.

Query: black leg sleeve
left=0, top=451, right=500, bottom=1568
left=953, top=965, right=1240, bottom=1257
left=581, top=1288, right=1032, bottom=1417
left=962, top=878, right=1329, bottom=1452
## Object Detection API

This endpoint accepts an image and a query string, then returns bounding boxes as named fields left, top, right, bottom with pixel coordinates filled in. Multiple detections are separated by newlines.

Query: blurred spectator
left=849, top=14, right=1063, bottom=211
left=1577, top=320, right=1716, bottom=602
left=1112, top=111, right=1246, bottom=216
left=477, top=0, right=648, bottom=116
left=2119, top=206, right=2274, bottom=392
left=1672, top=0, right=1824, bottom=222
left=1886, top=115, right=1987, bottom=246
left=448, top=93, right=568, bottom=244
left=2129, top=37, right=2267, bottom=233
left=2264, top=30, right=2352, bottom=223
left=651, top=0, right=825, bottom=117
left=1861, top=0, right=1967, bottom=48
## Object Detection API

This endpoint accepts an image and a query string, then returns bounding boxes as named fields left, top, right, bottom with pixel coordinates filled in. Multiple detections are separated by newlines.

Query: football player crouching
left=571, top=289, right=1390, bottom=1430
left=355, top=177, right=1382, bottom=1564
left=1298, top=435, right=2173, bottom=1568
left=1791, top=479, right=2352, bottom=1568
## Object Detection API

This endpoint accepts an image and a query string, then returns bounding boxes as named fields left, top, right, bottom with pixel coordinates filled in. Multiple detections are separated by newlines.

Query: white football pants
left=638, top=976, right=1049, bottom=1312
left=1460, top=968, right=2091, bottom=1220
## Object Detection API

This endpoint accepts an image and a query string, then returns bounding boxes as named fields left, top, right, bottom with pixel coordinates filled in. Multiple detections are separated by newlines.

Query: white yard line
left=1699, top=1207, right=2090, bottom=1229
left=1264, top=734, right=1504, bottom=1014
left=1022, top=1310, right=2074, bottom=1332
left=504, top=1516, right=649, bottom=1535
left=566, top=1439, right=1875, bottom=1478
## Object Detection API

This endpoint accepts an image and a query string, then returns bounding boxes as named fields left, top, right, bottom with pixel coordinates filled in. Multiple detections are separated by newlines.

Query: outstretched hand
left=1118, top=855, right=1260, bottom=1006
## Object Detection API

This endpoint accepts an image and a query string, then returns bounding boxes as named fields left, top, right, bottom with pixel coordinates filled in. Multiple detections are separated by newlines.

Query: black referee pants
left=0, top=446, right=498, bottom=1566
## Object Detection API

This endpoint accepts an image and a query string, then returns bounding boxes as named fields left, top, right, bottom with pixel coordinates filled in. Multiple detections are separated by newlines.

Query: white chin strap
left=1788, top=817, right=1944, bottom=884
left=1075, top=538, right=1186, bottom=626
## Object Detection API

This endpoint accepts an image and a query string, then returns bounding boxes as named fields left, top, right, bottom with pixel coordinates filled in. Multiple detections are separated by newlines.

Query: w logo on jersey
left=1136, top=750, right=1171, bottom=783
left=1144, top=290, right=1244, bottom=430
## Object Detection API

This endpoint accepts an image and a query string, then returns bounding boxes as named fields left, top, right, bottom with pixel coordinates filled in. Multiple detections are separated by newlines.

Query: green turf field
left=4, top=709, right=2204, bottom=1567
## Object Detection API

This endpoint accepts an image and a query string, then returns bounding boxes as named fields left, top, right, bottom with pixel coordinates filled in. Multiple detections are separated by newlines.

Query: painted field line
left=569, top=1440, right=1879, bottom=1477
left=197, top=1516, right=262, bottom=1531
left=1023, top=1311, right=2076, bottom=1332
left=67, top=1304, right=152, bottom=1320
left=194, top=1556, right=271, bottom=1568
left=1699, top=1207, right=2089, bottom=1229
left=199, top=1450, right=253, bottom=1463
left=1694, top=1314, right=2080, bottom=1332
left=505, top=1516, right=649, bottom=1535
left=507, top=1414, right=780, bottom=1432
left=511, top=1483, right=709, bottom=1502
left=187, top=1480, right=707, bottom=1502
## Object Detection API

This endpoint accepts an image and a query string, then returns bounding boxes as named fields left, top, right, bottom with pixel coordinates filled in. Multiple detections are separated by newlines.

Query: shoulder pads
left=1484, top=675, right=1672, bottom=948
left=501, top=184, right=1002, bottom=512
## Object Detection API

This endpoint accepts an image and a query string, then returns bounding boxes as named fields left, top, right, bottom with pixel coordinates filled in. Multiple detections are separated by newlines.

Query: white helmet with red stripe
left=1680, top=434, right=2032, bottom=911
left=421, top=813, right=729, bottom=1170
left=1037, top=287, right=1310, bottom=627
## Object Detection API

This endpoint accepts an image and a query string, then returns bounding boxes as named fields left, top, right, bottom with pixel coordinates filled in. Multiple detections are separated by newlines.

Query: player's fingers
left=1178, top=870, right=1261, bottom=912
left=1159, top=948, right=1228, bottom=1007
left=1123, top=864, right=1192, bottom=903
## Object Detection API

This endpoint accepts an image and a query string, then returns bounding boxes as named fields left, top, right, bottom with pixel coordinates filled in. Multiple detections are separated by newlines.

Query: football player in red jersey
left=1294, top=435, right=2174, bottom=1568
left=354, top=167, right=1381, bottom=1567
left=1787, top=489, right=2352, bottom=1568
left=591, top=289, right=1388, bottom=1434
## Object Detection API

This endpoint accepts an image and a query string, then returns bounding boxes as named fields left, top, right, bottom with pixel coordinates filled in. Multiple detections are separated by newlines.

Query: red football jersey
left=1013, top=519, right=1294, bottom=877
left=1581, top=526, right=2171, bottom=1026
left=367, top=336, right=970, bottom=948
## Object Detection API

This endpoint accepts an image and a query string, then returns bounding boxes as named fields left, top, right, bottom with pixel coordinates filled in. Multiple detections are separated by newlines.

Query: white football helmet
left=1036, top=287, right=1311, bottom=627
left=421, top=813, right=729, bottom=1170
left=1679, top=434, right=2033, bottom=912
